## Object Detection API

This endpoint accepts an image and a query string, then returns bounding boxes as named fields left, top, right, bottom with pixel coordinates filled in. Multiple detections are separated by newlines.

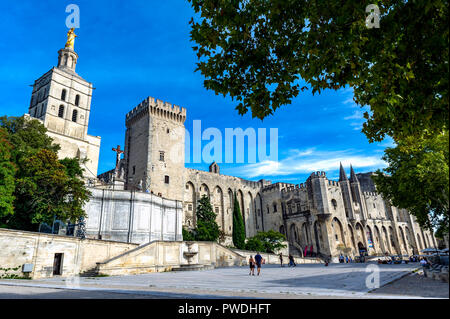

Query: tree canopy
left=0, top=116, right=90, bottom=231
left=189, top=0, right=448, bottom=142
left=372, top=131, right=449, bottom=235
left=189, top=1, right=449, bottom=234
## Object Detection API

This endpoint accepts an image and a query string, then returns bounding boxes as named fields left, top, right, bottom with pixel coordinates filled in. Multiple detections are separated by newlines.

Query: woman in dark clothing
left=249, top=255, right=255, bottom=275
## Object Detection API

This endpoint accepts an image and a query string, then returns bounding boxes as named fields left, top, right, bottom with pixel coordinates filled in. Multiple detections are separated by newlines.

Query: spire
left=339, top=162, right=348, bottom=181
left=57, top=28, right=79, bottom=73
left=350, top=165, right=359, bottom=182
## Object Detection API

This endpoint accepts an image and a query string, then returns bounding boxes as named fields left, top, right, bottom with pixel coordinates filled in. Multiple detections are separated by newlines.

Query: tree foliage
left=232, top=192, right=246, bottom=248
left=0, top=116, right=91, bottom=231
left=0, top=128, right=16, bottom=222
left=189, top=0, right=448, bottom=142
left=372, top=131, right=449, bottom=235
left=183, top=195, right=220, bottom=241
left=245, top=230, right=287, bottom=253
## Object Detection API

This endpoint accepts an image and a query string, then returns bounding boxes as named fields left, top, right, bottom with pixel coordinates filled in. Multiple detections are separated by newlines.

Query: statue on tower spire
left=65, top=27, right=77, bottom=49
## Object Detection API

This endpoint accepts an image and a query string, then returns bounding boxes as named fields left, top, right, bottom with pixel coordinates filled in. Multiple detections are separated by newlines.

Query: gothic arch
left=255, top=193, right=262, bottom=231
left=199, top=183, right=210, bottom=198
left=348, top=224, right=356, bottom=252
left=366, top=225, right=375, bottom=251
left=331, top=217, right=345, bottom=247
left=382, top=226, right=391, bottom=254
left=213, top=186, right=224, bottom=229
left=374, top=225, right=384, bottom=254
left=398, top=226, right=407, bottom=252
left=389, top=226, right=401, bottom=255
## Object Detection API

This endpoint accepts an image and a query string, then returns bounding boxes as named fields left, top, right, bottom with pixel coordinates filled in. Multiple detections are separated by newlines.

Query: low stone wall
left=231, top=248, right=323, bottom=265
left=95, top=241, right=246, bottom=276
left=0, top=228, right=137, bottom=279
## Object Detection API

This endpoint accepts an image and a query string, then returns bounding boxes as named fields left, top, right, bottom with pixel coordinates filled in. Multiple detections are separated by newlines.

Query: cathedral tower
left=27, top=29, right=101, bottom=179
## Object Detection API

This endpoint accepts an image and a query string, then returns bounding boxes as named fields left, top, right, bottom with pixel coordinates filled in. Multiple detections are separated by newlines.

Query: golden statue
left=65, top=28, right=77, bottom=49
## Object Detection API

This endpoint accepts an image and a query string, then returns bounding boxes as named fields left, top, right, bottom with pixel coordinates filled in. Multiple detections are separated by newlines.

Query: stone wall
left=84, top=188, right=183, bottom=244
left=95, top=241, right=246, bottom=276
left=0, top=228, right=137, bottom=279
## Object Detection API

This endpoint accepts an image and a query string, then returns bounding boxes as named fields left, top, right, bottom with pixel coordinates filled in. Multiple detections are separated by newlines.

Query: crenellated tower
left=123, top=96, right=187, bottom=200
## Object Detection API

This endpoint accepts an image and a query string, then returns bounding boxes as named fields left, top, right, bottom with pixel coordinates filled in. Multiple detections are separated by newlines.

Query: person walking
left=279, top=253, right=284, bottom=267
left=248, top=255, right=255, bottom=275
left=288, top=254, right=296, bottom=267
left=345, top=255, right=349, bottom=263
left=254, top=252, right=263, bottom=276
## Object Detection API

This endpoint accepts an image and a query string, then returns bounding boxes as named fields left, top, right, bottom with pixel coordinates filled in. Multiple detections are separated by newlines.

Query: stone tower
left=123, top=97, right=187, bottom=201
left=27, top=30, right=101, bottom=179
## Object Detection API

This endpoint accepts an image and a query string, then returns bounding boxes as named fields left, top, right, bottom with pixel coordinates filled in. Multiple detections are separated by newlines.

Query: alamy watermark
left=366, top=4, right=380, bottom=29
left=164, top=120, right=279, bottom=165
left=66, top=4, right=80, bottom=29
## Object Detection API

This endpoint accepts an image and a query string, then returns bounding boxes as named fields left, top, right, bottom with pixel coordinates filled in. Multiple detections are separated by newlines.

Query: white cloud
left=235, top=148, right=386, bottom=179
left=344, top=110, right=364, bottom=120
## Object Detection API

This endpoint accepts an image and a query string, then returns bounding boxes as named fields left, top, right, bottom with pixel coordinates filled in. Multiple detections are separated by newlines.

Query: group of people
left=247, top=252, right=299, bottom=275
left=279, top=253, right=297, bottom=267
left=248, top=253, right=263, bottom=276
left=339, top=254, right=353, bottom=263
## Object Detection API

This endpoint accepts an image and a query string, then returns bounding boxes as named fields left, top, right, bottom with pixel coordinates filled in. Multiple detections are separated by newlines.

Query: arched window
left=331, top=199, right=337, bottom=210
left=72, top=109, right=78, bottom=122
left=61, top=89, right=66, bottom=101
left=58, top=105, right=64, bottom=118
left=75, top=94, right=80, bottom=106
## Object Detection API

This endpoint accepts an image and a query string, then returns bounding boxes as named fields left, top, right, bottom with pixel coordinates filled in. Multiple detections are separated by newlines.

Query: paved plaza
left=1, top=262, right=439, bottom=299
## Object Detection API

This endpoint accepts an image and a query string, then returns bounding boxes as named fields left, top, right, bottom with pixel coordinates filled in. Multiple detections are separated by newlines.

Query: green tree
left=0, top=128, right=16, bottom=223
left=252, top=230, right=287, bottom=253
left=188, top=0, right=448, bottom=142
left=372, top=131, right=449, bottom=234
left=244, top=236, right=265, bottom=252
left=0, top=116, right=91, bottom=231
left=192, top=195, right=220, bottom=241
left=9, top=149, right=91, bottom=230
left=232, top=192, right=246, bottom=249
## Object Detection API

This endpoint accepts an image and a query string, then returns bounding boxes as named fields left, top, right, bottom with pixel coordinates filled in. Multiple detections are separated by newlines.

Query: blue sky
left=0, top=0, right=392, bottom=184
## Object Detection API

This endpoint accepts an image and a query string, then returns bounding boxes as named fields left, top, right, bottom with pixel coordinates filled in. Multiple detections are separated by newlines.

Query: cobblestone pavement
left=0, top=263, right=429, bottom=299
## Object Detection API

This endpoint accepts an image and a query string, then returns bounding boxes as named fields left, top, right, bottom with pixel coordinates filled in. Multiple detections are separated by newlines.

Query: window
left=297, top=203, right=301, bottom=212
left=58, top=105, right=64, bottom=118
left=132, top=165, right=136, bottom=175
left=164, top=175, right=169, bottom=184
left=75, top=94, right=80, bottom=106
left=159, top=151, right=165, bottom=161
left=72, top=109, right=78, bottom=122
left=215, top=207, right=219, bottom=214
left=188, top=204, right=192, bottom=211
left=61, top=89, right=66, bottom=101
left=273, top=203, right=277, bottom=212
left=166, top=128, right=170, bottom=134
left=331, top=199, right=337, bottom=210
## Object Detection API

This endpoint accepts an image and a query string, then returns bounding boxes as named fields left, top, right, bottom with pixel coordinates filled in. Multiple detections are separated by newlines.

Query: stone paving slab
left=0, top=263, right=422, bottom=298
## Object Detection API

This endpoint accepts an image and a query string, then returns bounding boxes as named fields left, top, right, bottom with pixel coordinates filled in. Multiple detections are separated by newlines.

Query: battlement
left=262, top=182, right=294, bottom=193
left=309, top=171, right=327, bottom=179
left=126, top=96, right=187, bottom=125
left=363, top=191, right=378, bottom=197
left=327, top=180, right=340, bottom=187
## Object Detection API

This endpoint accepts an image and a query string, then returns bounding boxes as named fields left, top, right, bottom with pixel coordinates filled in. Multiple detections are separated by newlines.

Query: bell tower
left=27, top=28, right=101, bottom=180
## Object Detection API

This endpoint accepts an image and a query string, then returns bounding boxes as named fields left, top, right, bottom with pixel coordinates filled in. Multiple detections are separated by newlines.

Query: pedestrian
left=248, top=255, right=255, bottom=275
left=345, top=255, right=349, bottom=263
left=254, top=252, right=263, bottom=276
left=288, top=254, right=296, bottom=267
left=279, top=253, right=284, bottom=267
